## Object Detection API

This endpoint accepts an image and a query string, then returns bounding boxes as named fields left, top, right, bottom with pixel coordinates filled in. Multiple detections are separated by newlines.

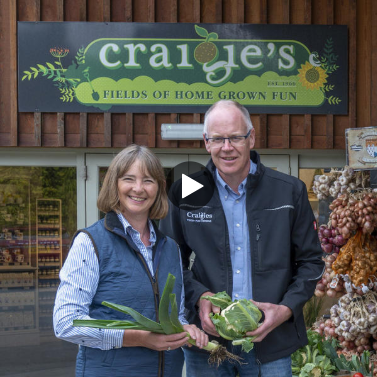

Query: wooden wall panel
left=372, top=1, right=377, bottom=129
left=0, top=0, right=17, bottom=146
left=0, top=0, right=374, bottom=150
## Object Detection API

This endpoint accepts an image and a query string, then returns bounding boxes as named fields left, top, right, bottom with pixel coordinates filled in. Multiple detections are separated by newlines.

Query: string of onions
left=329, top=191, right=377, bottom=239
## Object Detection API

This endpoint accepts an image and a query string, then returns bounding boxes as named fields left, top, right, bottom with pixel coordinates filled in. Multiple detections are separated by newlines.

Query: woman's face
left=117, top=160, right=158, bottom=220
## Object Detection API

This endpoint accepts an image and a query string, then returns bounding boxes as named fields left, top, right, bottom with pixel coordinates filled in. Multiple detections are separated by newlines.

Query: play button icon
left=165, top=161, right=215, bottom=210
left=182, top=174, right=203, bottom=198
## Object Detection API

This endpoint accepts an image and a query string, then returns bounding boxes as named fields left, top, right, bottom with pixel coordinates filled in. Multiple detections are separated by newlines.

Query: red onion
left=323, top=244, right=333, bottom=253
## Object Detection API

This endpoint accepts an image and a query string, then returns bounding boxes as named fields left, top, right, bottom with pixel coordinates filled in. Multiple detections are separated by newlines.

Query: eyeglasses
left=205, top=130, right=251, bottom=148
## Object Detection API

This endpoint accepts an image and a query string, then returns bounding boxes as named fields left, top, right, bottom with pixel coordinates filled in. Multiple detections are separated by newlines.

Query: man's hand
left=246, top=301, right=292, bottom=342
left=197, top=291, right=220, bottom=337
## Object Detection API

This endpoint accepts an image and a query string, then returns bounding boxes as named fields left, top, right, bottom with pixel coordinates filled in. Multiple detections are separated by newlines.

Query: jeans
left=183, top=345, right=292, bottom=377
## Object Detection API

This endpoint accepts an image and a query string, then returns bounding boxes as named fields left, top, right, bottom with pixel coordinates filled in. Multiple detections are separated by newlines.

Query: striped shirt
left=53, top=213, right=187, bottom=350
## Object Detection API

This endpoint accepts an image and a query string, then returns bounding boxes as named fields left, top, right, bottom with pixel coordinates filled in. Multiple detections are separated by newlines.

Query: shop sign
left=346, top=127, right=377, bottom=170
left=18, top=22, right=348, bottom=114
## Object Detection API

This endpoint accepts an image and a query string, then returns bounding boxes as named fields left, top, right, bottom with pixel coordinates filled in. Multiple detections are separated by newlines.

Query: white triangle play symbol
left=182, top=174, right=204, bottom=199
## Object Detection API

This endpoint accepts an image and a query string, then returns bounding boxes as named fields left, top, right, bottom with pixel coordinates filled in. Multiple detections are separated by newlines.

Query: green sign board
left=18, top=22, right=347, bottom=114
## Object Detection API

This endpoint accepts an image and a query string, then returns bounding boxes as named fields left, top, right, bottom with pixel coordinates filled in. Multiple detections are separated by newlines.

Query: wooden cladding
left=1, top=0, right=376, bottom=149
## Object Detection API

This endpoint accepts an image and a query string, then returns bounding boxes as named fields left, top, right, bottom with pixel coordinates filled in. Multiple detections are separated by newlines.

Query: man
left=160, top=100, right=324, bottom=376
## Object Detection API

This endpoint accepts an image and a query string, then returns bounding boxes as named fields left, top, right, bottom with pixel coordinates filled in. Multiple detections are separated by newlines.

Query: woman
left=53, top=145, right=208, bottom=377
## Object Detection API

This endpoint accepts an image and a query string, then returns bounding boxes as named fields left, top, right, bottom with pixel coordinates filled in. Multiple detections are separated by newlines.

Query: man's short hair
left=203, top=100, right=253, bottom=136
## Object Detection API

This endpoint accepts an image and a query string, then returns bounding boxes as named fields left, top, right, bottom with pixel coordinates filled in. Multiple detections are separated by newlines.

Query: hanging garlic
left=319, top=175, right=330, bottom=184
left=339, top=176, right=349, bottom=186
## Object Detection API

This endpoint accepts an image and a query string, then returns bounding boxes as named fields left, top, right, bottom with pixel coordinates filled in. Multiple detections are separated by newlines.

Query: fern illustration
left=326, top=95, right=342, bottom=105
left=75, top=47, right=86, bottom=66
left=59, top=87, right=76, bottom=102
left=321, top=84, right=335, bottom=92
left=320, top=38, right=339, bottom=74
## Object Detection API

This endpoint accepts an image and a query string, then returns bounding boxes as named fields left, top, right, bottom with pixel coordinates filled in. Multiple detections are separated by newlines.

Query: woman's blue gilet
left=75, top=212, right=184, bottom=377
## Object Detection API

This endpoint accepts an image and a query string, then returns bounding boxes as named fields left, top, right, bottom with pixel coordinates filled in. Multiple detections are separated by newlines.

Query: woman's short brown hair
left=97, top=145, right=168, bottom=220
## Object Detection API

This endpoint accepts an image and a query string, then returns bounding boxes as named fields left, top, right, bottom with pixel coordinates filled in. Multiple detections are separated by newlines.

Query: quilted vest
left=75, top=212, right=184, bottom=377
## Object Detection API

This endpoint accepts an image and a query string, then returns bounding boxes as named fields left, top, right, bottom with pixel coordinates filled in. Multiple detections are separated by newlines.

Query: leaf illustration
left=207, top=32, right=219, bottom=41
left=195, top=25, right=209, bottom=38
left=46, top=62, right=55, bottom=70
left=22, top=75, right=27, bottom=81
left=322, top=84, right=335, bottom=92
left=327, top=96, right=342, bottom=105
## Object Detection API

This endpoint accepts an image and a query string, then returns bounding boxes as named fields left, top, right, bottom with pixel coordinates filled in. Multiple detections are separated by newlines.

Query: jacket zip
left=104, top=216, right=174, bottom=375
left=256, top=224, right=261, bottom=270
left=252, top=221, right=262, bottom=367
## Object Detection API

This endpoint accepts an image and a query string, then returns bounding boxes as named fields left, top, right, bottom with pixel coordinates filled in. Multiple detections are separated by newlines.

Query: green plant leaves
left=101, top=301, right=163, bottom=333
left=201, top=291, right=232, bottom=310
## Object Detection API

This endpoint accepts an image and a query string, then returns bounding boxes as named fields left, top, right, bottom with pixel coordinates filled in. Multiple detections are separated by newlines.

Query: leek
left=73, top=273, right=240, bottom=365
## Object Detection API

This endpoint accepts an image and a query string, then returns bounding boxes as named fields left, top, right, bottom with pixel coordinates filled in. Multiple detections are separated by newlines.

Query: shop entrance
left=85, top=153, right=290, bottom=227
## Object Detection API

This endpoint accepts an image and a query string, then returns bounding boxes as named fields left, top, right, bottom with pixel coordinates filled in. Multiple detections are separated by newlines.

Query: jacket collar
left=103, top=211, right=166, bottom=243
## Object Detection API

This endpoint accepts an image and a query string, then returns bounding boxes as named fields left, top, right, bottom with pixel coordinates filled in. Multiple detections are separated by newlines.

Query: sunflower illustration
left=298, top=61, right=328, bottom=90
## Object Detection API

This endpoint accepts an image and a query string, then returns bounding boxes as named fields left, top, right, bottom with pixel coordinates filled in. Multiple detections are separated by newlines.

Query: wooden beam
left=170, top=0, right=177, bottom=22
left=372, top=0, right=377, bottom=127
left=326, top=114, right=334, bottom=149
left=257, top=0, right=267, bottom=148
left=282, top=114, right=290, bottom=148
left=348, top=0, right=357, bottom=129
left=193, top=0, right=200, bottom=22
left=80, top=113, right=87, bottom=147
left=57, top=113, right=65, bottom=146
left=125, top=113, right=133, bottom=145
left=147, top=0, right=155, bottom=147
left=303, top=0, right=312, bottom=148
left=259, top=114, right=267, bottom=148
left=125, top=0, right=133, bottom=22
left=9, top=0, right=18, bottom=146
left=103, top=0, right=111, bottom=22
left=324, top=0, right=334, bottom=148
left=148, top=113, right=156, bottom=147
left=104, top=112, right=112, bottom=147
left=304, top=114, right=312, bottom=148
left=281, top=0, right=290, bottom=148
left=34, top=113, right=42, bottom=146
left=147, top=0, right=155, bottom=22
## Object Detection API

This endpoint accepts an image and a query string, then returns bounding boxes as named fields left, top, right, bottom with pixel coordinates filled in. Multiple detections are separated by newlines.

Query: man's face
left=204, top=105, right=255, bottom=183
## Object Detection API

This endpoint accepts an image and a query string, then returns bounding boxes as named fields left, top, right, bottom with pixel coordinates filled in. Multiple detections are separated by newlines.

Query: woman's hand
left=123, top=330, right=190, bottom=351
left=183, top=324, right=209, bottom=349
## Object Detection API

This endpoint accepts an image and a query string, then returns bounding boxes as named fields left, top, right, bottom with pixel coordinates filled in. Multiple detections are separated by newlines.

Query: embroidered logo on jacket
left=186, top=211, right=213, bottom=223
